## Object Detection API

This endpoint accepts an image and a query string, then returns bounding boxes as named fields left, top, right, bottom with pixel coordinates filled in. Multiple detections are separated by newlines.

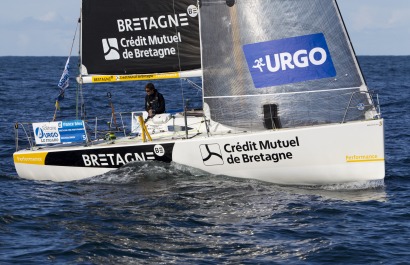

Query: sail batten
left=204, top=86, right=361, bottom=99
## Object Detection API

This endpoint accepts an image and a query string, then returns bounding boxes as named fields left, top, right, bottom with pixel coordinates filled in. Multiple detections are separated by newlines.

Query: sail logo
left=102, top=38, right=120, bottom=60
left=117, top=13, right=191, bottom=32
left=251, top=48, right=327, bottom=73
left=187, top=5, right=198, bottom=17
left=243, top=33, right=336, bottom=88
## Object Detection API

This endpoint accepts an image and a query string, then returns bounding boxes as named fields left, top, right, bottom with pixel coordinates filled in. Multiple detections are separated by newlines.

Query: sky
left=0, top=0, right=409, bottom=56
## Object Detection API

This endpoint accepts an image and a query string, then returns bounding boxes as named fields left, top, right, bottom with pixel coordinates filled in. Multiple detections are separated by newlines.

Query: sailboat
left=13, top=0, right=385, bottom=185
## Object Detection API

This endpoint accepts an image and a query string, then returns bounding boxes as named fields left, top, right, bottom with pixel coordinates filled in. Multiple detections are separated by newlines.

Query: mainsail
left=80, top=0, right=201, bottom=82
left=200, top=0, right=376, bottom=129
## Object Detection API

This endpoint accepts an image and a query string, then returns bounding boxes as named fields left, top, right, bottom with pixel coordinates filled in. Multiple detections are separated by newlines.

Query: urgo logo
left=243, top=33, right=336, bottom=88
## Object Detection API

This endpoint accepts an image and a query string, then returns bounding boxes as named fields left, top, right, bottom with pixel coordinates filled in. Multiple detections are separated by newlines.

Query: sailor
left=144, top=82, right=166, bottom=118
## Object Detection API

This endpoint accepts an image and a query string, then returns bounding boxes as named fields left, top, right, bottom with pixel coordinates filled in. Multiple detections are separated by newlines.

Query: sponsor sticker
left=14, top=152, right=47, bottom=165
left=79, top=144, right=170, bottom=168
left=104, top=6, right=195, bottom=62
left=346, top=155, right=384, bottom=163
left=33, top=122, right=61, bottom=144
left=200, top=137, right=301, bottom=166
left=32, top=120, right=87, bottom=145
left=243, top=33, right=336, bottom=88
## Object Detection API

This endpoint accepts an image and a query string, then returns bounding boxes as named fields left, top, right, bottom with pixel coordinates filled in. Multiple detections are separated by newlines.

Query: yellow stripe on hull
left=13, top=152, right=48, bottom=165
left=346, top=155, right=385, bottom=163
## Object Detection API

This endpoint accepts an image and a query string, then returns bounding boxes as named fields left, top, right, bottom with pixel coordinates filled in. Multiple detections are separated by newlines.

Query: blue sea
left=0, top=56, right=409, bottom=264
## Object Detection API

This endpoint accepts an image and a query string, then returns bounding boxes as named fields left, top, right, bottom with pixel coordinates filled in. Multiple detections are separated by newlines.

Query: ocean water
left=1, top=56, right=409, bottom=264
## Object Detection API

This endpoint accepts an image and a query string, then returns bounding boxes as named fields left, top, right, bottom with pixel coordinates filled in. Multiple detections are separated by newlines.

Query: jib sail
left=199, top=0, right=377, bottom=129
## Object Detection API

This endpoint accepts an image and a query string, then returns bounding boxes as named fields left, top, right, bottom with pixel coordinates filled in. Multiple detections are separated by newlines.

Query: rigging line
left=183, top=78, right=202, bottom=92
left=203, top=87, right=360, bottom=99
left=68, top=18, right=80, bottom=57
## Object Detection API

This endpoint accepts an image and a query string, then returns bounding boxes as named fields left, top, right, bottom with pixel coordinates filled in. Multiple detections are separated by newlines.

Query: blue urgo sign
left=243, top=33, right=336, bottom=88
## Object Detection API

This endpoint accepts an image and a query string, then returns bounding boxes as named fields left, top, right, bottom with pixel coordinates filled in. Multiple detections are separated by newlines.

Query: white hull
left=14, top=119, right=385, bottom=185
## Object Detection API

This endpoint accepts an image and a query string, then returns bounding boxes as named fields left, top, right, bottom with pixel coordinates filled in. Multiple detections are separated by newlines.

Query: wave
left=76, top=161, right=388, bottom=202
left=0, top=174, right=20, bottom=181
left=310, top=179, right=385, bottom=191
left=78, top=161, right=210, bottom=185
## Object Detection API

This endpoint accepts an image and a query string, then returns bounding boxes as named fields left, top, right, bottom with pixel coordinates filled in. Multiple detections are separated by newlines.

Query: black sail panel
left=81, top=0, right=200, bottom=75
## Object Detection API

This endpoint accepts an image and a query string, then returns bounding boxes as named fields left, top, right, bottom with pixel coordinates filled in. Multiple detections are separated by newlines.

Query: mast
left=77, top=11, right=83, bottom=120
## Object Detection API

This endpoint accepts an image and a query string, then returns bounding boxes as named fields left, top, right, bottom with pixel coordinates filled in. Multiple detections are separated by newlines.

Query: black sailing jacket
left=145, top=89, right=166, bottom=114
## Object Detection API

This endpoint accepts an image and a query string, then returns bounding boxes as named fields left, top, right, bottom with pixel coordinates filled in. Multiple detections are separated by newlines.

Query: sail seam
left=204, top=87, right=360, bottom=99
